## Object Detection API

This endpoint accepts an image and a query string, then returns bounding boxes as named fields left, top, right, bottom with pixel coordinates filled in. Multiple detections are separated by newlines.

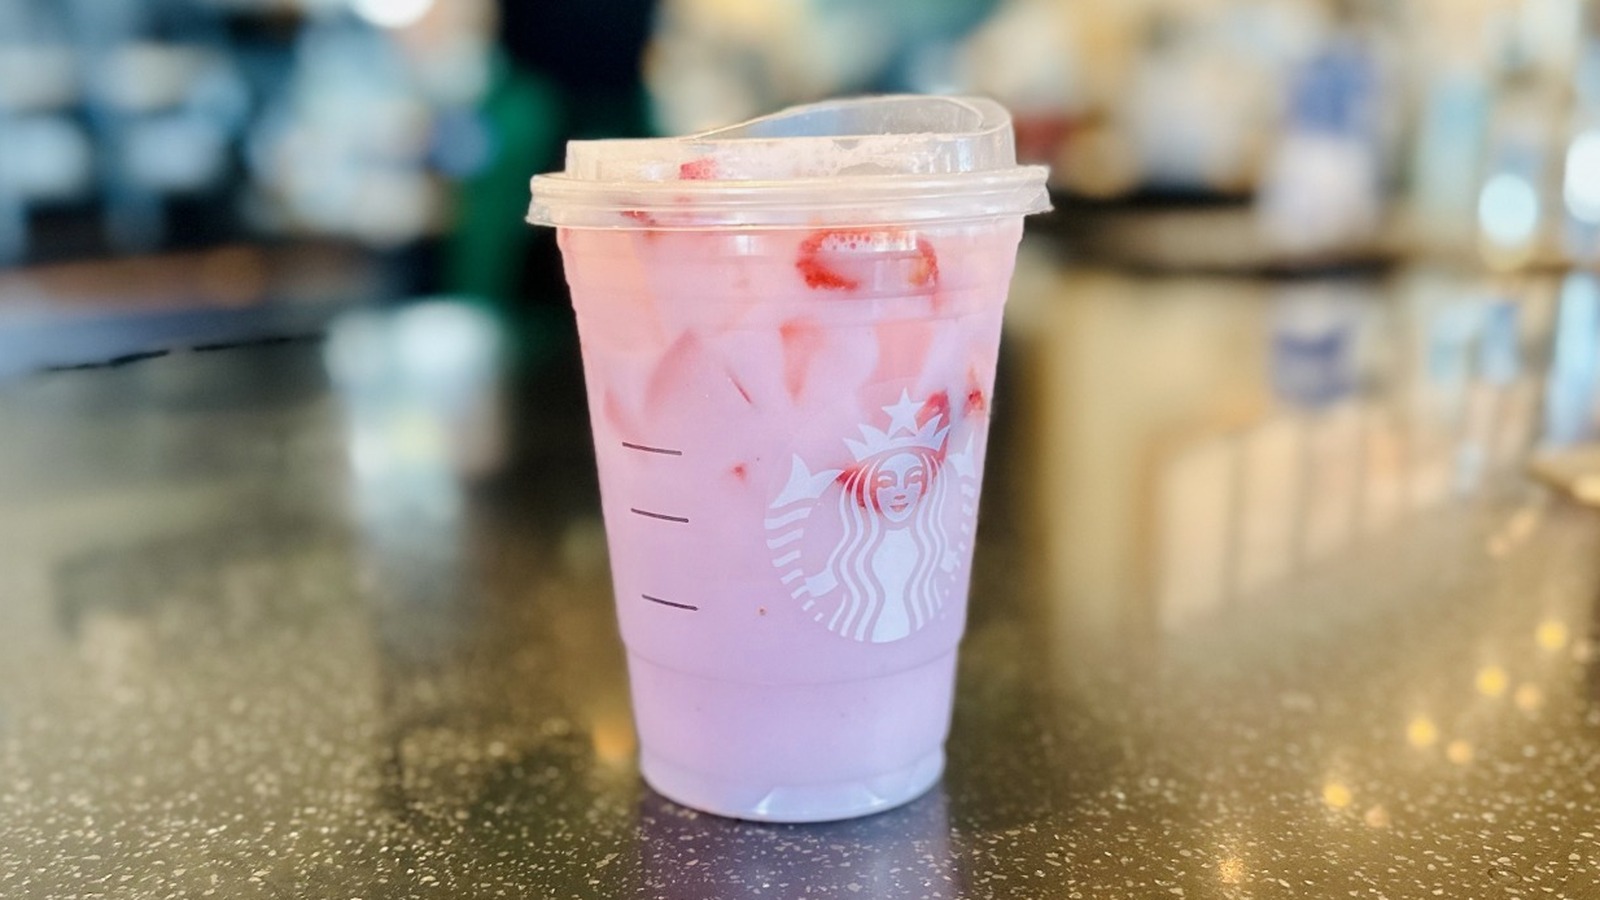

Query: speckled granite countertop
left=3, top=266, right=1600, bottom=899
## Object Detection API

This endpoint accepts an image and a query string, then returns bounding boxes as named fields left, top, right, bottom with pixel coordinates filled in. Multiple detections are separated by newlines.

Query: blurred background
left=1, top=0, right=1597, bottom=359
left=7, top=3, right=1600, bottom=892
left=3, top=0, right=1600, bottom=632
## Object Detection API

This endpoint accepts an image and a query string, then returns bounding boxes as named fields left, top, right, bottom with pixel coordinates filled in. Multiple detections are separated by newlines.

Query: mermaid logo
left=766, top=391, right=979, bottom=643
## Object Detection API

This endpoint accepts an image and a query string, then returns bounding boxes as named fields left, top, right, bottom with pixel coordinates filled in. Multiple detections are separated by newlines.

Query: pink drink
left=529, top=97, right=1049, bottom=821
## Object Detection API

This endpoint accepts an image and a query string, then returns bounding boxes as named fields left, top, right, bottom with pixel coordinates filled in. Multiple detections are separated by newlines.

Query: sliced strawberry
left=796, top=229, right=940, bottom=293
left=910, top=237, right=939, bottom=288
left=779, top=318, right=825, bottom=401
left=678, top=157, right=718, bottom=180
left=797, top=231, right=862, bottom=291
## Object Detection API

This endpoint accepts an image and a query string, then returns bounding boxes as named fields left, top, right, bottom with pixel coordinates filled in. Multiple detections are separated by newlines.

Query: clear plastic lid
left=527, top=95, right=1051, bottom=230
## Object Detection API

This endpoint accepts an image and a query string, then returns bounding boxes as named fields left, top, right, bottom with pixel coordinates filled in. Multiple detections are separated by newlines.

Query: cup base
left=625, top=650, right=958, bottom=822
left=641, top=747, right=945, bottom=823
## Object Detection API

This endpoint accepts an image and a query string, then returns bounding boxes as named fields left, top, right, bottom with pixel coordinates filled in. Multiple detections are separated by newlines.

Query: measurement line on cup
left=630, top=508, right=690, bottom=523
left=642, top=594, right=699, bottom=611
left=622, top=441, right=683, bottom=456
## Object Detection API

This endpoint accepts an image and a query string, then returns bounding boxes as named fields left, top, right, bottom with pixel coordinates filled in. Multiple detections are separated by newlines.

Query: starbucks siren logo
left=765, top=391, right=978, bottom=643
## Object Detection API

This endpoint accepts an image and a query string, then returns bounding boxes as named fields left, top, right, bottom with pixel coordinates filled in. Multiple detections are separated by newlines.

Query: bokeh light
left=1565, top=130, right=1600, bottom=224
left=1479, top=173, right=1541, bottom=247
left=1321, top=781, right=1353, bottom=810
left=1475, top=665, right=1510, bottom=698
left=350, top=0, right=434, bottom=29
left=1406, top=717, right=1439, bottom=749
left=1536, top=620, right=1570, bottom=652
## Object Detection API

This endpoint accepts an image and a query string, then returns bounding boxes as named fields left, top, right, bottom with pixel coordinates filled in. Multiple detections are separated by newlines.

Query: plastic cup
left=527, top=96, right=1049, bottom=822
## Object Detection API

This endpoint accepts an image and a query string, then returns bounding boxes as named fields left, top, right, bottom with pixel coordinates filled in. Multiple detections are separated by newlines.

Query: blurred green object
left=444, top=53, right=651, bottom=373
left=446, top=55, right=560, bottom=310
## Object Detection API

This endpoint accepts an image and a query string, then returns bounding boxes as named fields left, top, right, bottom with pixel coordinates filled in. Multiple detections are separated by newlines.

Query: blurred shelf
left=1035, top=193, right=1400, bottom=276
left=0, top=240, right=386, bottom=378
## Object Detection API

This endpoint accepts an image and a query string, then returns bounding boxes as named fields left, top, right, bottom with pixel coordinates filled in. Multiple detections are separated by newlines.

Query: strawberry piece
left=910, top=237, right=939, bottom=288
left=964, top=366, right=988, bottom=418
left=779, top=319, right=825, bottom=401
left=797, top=231, right=862, bottom=291
left=730, top=464, right=748, bottom=482
left=796, top=229, right=940, bottom=292
left=965, top=388, right=987, bottom=418
left=621, top=209, right=662, bottom=241
left=678, top=157, right=717, bottom=180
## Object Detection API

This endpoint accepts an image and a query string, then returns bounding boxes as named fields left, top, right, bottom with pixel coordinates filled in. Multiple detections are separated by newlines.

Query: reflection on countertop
left=2, top=248, right=1599, bottom=898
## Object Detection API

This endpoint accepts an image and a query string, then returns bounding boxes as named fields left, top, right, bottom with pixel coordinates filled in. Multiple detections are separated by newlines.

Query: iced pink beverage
left=528, top=97, right=1049, bottom=821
